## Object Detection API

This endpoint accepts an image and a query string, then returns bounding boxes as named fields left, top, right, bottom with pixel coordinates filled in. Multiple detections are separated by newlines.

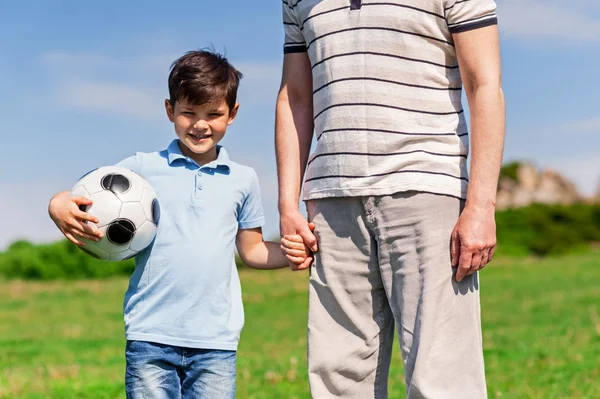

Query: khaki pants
left=306, top=192, right=486, bottom=399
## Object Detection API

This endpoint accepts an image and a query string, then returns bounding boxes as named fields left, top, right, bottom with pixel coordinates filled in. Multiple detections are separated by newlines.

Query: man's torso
left=283, top=0, right=496, bottom=200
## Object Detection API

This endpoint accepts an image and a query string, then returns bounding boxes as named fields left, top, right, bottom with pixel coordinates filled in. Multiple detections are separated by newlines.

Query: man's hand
left=48, top=191, right=103, bottom=246
left=280, top=209, right=318, bottom=271
left=451, top=204, right=496, bottom=282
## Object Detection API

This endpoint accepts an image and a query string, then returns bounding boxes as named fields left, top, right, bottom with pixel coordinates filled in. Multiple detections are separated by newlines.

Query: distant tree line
left=1, top=203, right=599, bottom=280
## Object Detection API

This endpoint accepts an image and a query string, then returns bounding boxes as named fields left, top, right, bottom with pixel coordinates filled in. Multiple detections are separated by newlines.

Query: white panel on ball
left=140, top=188, right=157, bottom=222
left=129, top=221, right=157, bottom=252
left=80, top=168, right=107, bottom=195
left=79, top=241, right=110, bottom=260
left=87, top=190, right=123, bottom=228
left=120, top=202, right=147, bottom=227
left=70, top=184, right=90, bottom=199
left=116, top=169, right=145, bottom=203
left=110, top=248, right=137, bottom=262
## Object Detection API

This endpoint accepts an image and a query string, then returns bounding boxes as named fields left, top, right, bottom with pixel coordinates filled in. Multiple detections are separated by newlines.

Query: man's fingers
left=300, top=227, right=318, bottom=253
left=467, top=252, right=482, bottom=276
left=308, top=222, right=316, bottom=231
left=456, top=249, right=472, bottom=282
left=488, top=247, right=495, bottom=263
left=300, top=257, right=313, bottom=269
left=450, top=230, right=460, bottom=267
left=480, top=251, right=489, bottom=269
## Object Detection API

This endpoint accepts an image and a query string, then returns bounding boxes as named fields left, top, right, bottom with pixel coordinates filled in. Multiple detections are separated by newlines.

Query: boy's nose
left=193, top=119, right=209, bottom=129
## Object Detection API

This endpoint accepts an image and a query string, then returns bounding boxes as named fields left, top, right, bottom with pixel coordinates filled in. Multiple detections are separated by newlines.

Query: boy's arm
left=48, top=155, right=140, bottom=246
left=236, top=228, right=288, bottom=270
left=236, top=228, right=311, bottom=270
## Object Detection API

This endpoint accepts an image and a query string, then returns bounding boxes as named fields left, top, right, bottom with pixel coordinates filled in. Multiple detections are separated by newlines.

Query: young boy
left=47, top=50, right=311, bottom=399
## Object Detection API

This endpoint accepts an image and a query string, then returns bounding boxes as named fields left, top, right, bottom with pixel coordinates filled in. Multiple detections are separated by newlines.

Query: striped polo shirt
left=282, top=0, right=498, bottom=200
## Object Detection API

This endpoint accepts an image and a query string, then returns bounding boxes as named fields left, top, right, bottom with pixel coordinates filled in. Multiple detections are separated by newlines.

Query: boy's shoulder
left=220, top=155, right=261, bottom=194
left=118, top=145, right=259, bottom=180
left=225, top=158, right=257, bottom=176
left=115, top=148, right=170, bottom=175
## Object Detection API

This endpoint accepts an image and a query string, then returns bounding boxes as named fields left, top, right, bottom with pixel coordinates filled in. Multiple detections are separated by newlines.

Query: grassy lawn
left=0, top=252, right=599, bottom=398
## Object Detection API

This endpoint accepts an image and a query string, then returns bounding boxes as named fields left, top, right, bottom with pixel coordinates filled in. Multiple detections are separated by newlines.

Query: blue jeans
left=125, top=340, right=236, bottom=399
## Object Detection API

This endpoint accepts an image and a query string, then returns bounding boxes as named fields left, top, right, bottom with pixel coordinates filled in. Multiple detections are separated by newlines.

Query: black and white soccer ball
left=70, top=166, right=160, bottom=261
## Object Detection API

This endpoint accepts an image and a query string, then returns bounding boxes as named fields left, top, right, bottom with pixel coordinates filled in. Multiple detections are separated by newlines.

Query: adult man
left=275, top=0, right=505, bottom=398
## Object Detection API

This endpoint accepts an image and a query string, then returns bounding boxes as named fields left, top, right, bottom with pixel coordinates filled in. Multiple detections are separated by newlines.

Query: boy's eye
left=209, top=113, right=223, bottom=117
left=182, top=111, right=195, bottom=115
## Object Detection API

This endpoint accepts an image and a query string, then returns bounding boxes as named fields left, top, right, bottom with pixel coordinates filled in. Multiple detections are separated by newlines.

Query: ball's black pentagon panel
left=106, top=219, right=135, bottom=245
left=101, top=174, right=131, bottom=194
left=152, top=199, right=161, bottom=225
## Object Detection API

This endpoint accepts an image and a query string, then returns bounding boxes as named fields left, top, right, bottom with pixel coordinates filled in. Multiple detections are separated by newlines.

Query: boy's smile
left=165, top=98, right=239, bottom=165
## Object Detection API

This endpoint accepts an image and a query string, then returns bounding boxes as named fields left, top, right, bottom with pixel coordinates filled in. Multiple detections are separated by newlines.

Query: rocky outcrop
left=496, top=163, right=583, bottom=210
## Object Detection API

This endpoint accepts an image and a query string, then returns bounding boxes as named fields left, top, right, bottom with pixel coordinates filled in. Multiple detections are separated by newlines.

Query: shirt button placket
left=195, top=171, right=203, bottom=198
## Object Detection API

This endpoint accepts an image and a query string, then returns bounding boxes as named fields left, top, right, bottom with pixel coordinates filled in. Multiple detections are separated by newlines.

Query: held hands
left=48, top=191, right=104, bottom=246
left=280, top=222, right=316, bottom=271
left=279, top=208, right=318, bottom=271
left=451, top=204, right=497, bottom=282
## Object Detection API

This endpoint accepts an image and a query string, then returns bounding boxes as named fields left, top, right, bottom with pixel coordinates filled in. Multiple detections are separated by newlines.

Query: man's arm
left=275, top=52, right=318, bottom=270
left=451, top=24, right=506, bottom=282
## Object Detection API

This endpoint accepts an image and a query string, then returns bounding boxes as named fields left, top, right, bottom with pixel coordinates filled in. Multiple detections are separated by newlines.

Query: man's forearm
left=275, top=91, right=314, bottom=213
left=466, top=83, right=506, bottom=209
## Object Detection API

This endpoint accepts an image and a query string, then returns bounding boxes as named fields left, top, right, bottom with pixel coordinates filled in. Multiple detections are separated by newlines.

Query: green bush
left=495, top=203, right=600, bottom=256
left=1, top=204, right=598, bottom=280
left=0, top=240, right=135, bottom=280
left=499, top=161, right=521, bottom=182
left=0, top=239, right=249, bottom=280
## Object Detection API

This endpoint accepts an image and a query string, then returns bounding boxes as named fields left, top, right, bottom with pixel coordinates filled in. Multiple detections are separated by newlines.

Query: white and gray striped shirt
left=283, top=0, right=498, bottom=200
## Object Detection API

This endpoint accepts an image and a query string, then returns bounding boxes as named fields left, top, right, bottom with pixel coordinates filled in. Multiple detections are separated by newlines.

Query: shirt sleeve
left=238, top=170, right=266, bottom=230
left=282, top=1, right=307, bottom=54
left=115, top=153, right=143, bottom=176
left=445, top=0, right=498, bottom=34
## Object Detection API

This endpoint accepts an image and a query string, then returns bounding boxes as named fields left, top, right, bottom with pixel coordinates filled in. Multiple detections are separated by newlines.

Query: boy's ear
left=227, top=103, right=240, bottom=126
left=165, top=99, right=175, bottom=122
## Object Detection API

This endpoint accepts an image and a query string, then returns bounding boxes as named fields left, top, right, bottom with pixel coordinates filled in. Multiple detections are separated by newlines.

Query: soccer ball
left=70, top=166, right=160, bottom=261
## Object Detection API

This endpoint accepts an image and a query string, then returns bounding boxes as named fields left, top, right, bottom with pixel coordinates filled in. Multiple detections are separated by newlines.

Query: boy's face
left=165, top=98, right=239, bottom=165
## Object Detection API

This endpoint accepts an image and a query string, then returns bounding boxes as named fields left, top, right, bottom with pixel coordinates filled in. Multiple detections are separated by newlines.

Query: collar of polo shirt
left=165, top=139, right=230, bottom=172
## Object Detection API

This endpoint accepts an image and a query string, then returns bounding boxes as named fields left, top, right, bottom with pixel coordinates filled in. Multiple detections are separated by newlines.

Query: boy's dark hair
left=168, top=49, right=242, bottom=111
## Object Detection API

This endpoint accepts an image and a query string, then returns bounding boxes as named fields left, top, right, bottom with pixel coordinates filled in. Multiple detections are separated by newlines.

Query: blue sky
left=1, top=0, right=599, bottom=249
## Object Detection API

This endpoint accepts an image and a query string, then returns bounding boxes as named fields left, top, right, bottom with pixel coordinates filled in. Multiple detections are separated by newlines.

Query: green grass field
left=1, top=252, right=599, bottom=398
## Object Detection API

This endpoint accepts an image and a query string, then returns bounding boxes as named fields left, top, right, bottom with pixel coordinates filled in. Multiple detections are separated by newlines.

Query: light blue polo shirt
left=116, top=139, right=265, bottom=350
